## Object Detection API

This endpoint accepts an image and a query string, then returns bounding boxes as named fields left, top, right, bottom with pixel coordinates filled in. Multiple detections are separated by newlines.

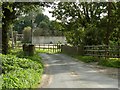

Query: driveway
left=39, top=53, right=118, bottom=88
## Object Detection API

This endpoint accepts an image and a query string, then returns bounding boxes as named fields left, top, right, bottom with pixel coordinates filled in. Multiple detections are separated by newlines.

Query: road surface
left=39, top=53, right=118, bottom=88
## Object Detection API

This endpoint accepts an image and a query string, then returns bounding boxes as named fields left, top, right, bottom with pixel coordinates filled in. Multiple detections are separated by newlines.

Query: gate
left=35, top=44, right=62, bottom=53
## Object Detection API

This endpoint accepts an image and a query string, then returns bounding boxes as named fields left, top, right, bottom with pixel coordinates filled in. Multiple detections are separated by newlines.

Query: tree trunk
left=2, top=23, right=9, bottom=55
left=106, top=2, right=111, bottom=45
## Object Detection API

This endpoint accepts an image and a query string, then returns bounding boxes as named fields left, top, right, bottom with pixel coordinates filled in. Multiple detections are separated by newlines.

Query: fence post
left=48, top=44, right=49, bottom=53
left=43, top=44, right=45, bottom=51
left=55, top=44, right=56, bottom=53
left=39, top=44, right=40, bottom=50
left=118, top=45, right=120, bottom=58
left=105, top=45, right=107, bottom=58
left=53, top=44, right=54, bottom=53
left=77, top=46, right=78, bottom=55
left=59, top=44, right=60, bottom=52
left=57, top=43, right=58, bottom=53
left=93, top=45, right=94, bottom=57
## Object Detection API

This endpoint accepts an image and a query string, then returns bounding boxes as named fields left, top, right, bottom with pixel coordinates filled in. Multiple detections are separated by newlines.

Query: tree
left=2, top=2, right=50, bottom=54
left=33, top=13, right=63, bottom=36
left=46, top=20, right=64, bottom=36
left=50, top=2, right=119, bottom=46
left=23, top=26, right=32, bottom=43
left=13, top=8, right=43, bottom=34
left=34, top=13, right=49, bottom=27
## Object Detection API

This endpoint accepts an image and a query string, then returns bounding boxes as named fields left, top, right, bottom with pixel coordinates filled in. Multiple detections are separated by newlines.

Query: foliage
left=35, top=13, right=49, bottom=27
left=2, top=2, right=50, bottom=54
left=14, top=12, right=63, bottom=36
left=23, top=26, right=32, bottom=43
left=1, top=50, right=43, bottom=89
left=98, top=58, right=120, bottom=68
left=9, top=49, right=43, bottom=64
left=50, top=2, right=120, bottom=46
left=0, top=75, right=3, bottom=90
left=3, top=69, right=40, bottom=89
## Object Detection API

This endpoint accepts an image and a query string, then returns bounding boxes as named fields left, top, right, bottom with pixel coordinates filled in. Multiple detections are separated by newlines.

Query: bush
left=1, top=53, right=43, bottom=89
left=0, top=75, right=3, bottom=90
left=3, top=69, right=40, bottom=89
left=23, top=26, right=32, bottom=43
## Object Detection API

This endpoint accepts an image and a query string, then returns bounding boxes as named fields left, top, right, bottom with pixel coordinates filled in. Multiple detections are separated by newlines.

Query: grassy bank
left=75, top=55, right=120, bottom=68
left=62, top=52, right=120, bottom=68
left=1, top=49, right=43, bottom=89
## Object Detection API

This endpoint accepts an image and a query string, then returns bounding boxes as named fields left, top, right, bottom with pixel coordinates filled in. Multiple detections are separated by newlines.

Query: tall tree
left=50, top=2, right=119, bottom=46
left=2, top=2, right=50, bottom=54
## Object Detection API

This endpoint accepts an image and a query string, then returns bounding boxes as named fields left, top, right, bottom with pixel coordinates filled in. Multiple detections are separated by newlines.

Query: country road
left=39, top=53, right=118, bottom=88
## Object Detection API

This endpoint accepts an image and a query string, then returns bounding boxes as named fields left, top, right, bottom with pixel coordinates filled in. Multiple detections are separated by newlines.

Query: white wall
left=32, top=36, right=67, bottom=44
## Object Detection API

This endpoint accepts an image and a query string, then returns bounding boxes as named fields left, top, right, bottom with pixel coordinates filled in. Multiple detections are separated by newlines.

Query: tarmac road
left=39, top=53, right=118, bottom=88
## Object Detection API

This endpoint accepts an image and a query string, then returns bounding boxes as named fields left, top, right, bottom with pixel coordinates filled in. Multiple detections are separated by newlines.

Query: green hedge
left=1, top=53, right=43, bottom=89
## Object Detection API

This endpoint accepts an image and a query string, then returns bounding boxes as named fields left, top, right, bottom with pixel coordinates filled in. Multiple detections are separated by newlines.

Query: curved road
left=39, top=53, right=118, bottom=88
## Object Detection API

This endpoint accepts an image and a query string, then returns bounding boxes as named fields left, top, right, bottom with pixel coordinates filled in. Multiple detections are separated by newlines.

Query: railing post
left=48, top=44, right=49, bottom=53
left=118, top=45, right=120, bottom=58
left=105, top=45, right=108, bottom=59
left=53, top=44, right=54, bottom=53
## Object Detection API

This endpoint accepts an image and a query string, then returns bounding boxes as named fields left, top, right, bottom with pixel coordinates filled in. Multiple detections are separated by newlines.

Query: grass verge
left=62, top=52, right=120, bottom=68
left=75, top=55, right=120, bottom=68
left=36, top=48, right=61, bottom=54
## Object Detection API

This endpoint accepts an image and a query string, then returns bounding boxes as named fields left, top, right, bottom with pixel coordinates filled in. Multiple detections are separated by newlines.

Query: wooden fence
left=61, top=45, right=120, bottom=58
left=84, top=45, right=120, bottom=58
left=15, top=44, right=120, bottom=58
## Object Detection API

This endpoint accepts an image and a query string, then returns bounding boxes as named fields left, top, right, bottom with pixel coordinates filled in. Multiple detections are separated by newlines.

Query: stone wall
left=32, top=36, right=67, bottom=44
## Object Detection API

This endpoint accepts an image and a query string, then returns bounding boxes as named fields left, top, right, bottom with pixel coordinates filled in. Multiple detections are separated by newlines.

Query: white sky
left=43, top=4, right=108, bottom=21
left=43, top=7, right=56, bottom=21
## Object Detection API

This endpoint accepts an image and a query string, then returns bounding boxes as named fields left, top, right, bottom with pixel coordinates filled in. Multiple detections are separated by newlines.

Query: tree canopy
left=2, top=2, right=50, bottom=54
left=1, top=2, right=120, bottom=54
left=50, top=2, right=120, bottom=46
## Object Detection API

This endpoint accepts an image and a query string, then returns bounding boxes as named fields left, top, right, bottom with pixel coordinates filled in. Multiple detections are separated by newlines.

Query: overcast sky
left=43, top=7, right=56, bottom=21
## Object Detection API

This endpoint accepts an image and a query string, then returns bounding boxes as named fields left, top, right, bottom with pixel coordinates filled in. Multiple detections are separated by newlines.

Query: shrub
left=1, top=53, right=43, bottom=89
left=23, top=26, right=32, bottom=43
left=2, top=69, right=40, bottom=89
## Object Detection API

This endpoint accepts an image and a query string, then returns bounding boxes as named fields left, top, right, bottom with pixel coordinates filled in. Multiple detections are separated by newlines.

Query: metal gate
left=35, top=44, right=62, bottom=53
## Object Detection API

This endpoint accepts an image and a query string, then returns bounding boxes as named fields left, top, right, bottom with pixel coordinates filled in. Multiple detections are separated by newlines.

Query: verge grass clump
left=74, top=55, right=119, bottom=68
left=75, top=56, right=98, bottom=63
left=98, top=58, right=120, bottom=68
